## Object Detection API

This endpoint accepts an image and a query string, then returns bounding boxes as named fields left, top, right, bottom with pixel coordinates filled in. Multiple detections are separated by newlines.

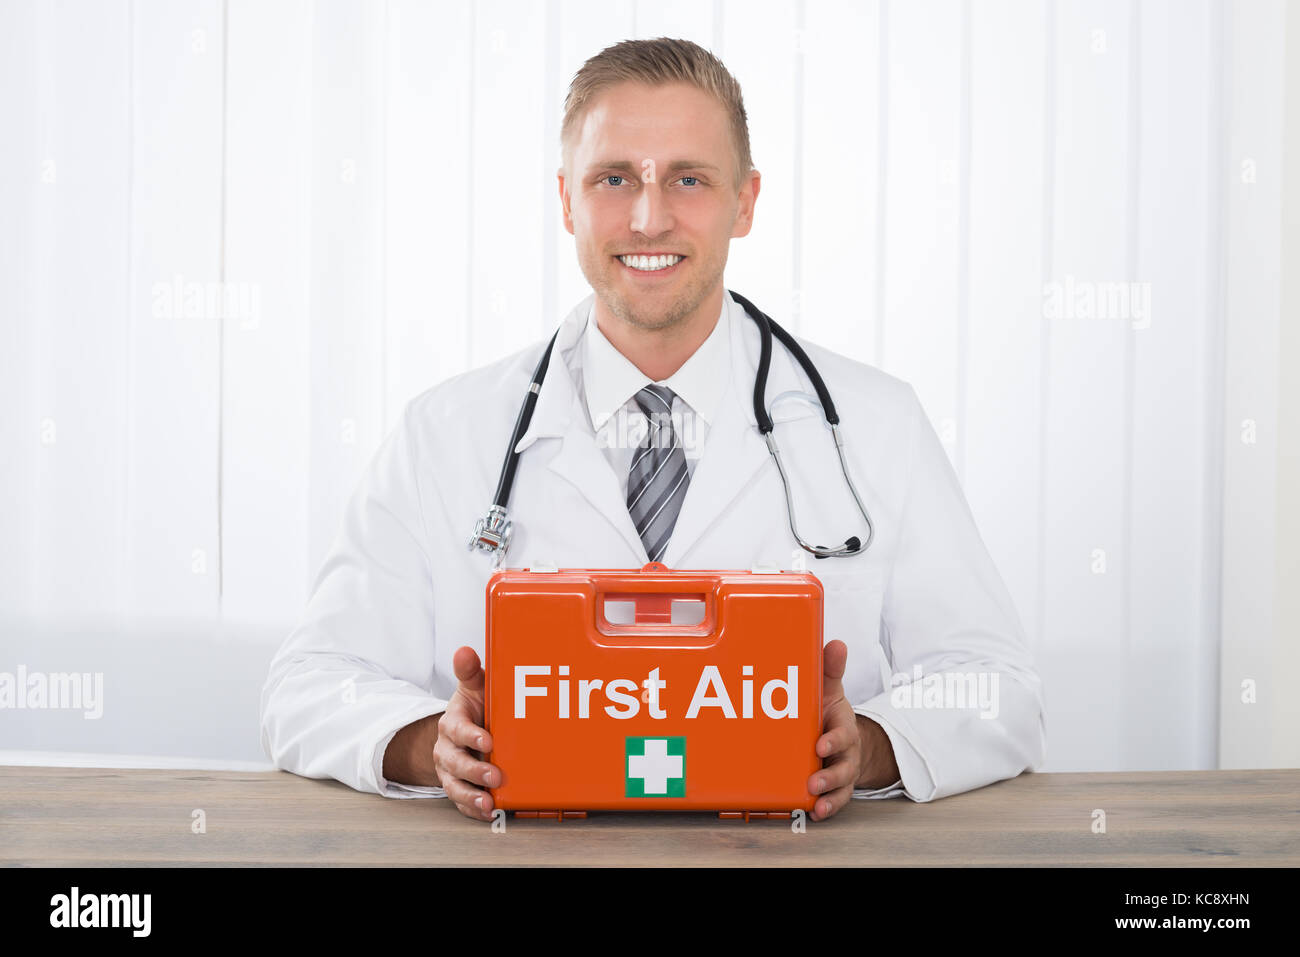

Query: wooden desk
left=1, top=766, right=1297, bottom=866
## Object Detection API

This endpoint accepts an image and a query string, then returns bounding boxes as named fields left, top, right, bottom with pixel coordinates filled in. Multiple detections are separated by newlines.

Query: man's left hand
left=808, top=639, right=901, bottom=821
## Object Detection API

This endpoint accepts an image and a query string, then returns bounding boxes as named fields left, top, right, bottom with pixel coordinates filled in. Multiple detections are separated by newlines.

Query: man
left=260, top=37, right=1046, bottom=823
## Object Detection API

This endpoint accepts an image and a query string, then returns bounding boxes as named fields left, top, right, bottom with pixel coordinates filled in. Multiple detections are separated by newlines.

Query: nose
left=629, top=178, right=674, bottom=238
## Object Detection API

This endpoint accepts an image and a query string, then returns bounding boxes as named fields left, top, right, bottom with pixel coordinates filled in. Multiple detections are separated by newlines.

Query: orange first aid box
left=484, top=561, right=823, bottom=813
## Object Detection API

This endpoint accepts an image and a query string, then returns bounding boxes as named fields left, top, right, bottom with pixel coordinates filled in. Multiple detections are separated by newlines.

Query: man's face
left=559, top=81, right=759, bottom=333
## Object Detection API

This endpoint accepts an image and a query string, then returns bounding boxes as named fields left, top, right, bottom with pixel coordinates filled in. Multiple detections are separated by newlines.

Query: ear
left=558, top=166, right=575, bottom=236
left=731, top=168, right=761, bottom=239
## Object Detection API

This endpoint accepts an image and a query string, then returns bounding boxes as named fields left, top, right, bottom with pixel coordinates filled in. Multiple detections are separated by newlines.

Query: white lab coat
left=260, top=290, right=1047, bottom=803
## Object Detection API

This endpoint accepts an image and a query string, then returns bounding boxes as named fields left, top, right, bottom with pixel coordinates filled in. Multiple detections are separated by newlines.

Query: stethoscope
left=468, top=290, right=875, bottom=568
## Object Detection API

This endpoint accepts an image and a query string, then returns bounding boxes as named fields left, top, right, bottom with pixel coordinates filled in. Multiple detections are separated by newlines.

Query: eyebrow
left=589, top=159, right=721, bottom=174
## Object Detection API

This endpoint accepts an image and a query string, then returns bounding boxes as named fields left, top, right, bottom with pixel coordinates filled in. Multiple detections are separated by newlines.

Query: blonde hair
left=561, top=37, right=753, bottom=189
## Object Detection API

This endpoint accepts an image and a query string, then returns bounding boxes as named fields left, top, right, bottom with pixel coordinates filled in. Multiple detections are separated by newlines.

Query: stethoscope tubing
left=472, top=290, right=874, bottom=563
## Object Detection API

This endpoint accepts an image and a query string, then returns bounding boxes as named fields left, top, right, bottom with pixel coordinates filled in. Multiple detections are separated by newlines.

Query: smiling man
left=261, top=37, right=1047, bottom=825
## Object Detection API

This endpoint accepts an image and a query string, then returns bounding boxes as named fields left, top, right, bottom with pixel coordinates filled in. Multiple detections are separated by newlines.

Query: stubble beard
left=585, top=245, right=725, bottom=336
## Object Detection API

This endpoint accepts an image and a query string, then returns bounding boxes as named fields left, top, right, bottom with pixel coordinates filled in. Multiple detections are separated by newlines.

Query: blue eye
left=680, top=176, right=699, bottom=187
left=604, top=175, right=626, bottom=187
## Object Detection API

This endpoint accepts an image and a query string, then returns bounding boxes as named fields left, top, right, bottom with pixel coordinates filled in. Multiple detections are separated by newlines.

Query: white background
left=0, top=0, right=1296, bottom=774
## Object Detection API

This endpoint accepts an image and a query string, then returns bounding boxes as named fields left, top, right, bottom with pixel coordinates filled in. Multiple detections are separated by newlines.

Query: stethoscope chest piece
left=468, top=504, right=513, bottom=569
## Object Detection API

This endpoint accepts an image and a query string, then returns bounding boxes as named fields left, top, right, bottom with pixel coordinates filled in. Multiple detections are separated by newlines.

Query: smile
left=617, top=254, right=685, bottom=273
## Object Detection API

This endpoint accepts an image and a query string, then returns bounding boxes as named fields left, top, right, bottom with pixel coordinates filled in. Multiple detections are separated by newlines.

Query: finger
left=441, top=711, right=493, bottom=754
left=453, top=801, right=491, bottom=822
left=816, top=722, right=857, bottom=760
left=433, top=733, right=495, bottom=788
left=440, top=743, right=502, bottom=789
left=452, top=646, right=485, bottom=693
left=822, top=639, right=848, bottom=699
left=808, top=755, right=858, bottom=795
left=811, top=783, right=853, bottom=822
left=443, top=775, right=493, bottom=820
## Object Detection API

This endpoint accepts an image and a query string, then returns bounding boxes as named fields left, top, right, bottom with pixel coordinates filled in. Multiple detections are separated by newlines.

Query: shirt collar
left=581, top=294, right=733, bottom=432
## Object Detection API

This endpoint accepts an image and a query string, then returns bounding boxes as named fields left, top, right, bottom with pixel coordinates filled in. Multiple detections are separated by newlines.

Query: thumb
left=823, top=639, right=848, bottom=700
left=452, top=645, right=485, bottom=696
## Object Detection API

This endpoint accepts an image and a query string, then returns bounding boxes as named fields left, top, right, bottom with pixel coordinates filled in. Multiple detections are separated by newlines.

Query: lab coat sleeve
left=260, top=400, right=450, bottom=800
left=850, top=385, right=1047, bottom=802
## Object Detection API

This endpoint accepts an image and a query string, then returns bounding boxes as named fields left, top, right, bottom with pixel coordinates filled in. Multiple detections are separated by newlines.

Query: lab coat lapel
left=659, top=369, right=767, bottom=566
left=513, top=294, right=647, bottom=563
left=660, top=291, right=820, bottom=567
left=545, top=412, right=647, bottom=563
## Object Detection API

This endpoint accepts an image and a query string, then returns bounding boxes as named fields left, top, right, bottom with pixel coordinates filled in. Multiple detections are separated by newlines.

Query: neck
left=594, top=285, right=724, bottom=382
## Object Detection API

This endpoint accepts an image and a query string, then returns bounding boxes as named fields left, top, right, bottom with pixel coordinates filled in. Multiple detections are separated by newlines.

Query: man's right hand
left=433, top=646, right=500, bottom=820
left=382, top=646, right=500, bottom=821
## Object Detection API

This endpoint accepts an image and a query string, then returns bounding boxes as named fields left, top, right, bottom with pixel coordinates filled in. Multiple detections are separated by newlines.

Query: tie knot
left=634, top=384, right=676, bottom=420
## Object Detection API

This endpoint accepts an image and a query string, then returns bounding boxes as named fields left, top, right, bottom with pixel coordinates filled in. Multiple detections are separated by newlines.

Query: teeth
left=619, top=254, right=682, bottom=271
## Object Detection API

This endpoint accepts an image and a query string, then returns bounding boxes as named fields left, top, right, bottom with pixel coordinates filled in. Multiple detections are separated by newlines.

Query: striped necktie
left=626, top=384, right=690, bottom=563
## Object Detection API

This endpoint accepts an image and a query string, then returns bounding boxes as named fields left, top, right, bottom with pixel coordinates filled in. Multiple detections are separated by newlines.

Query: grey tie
left=626, top=384, right=690, bottom=563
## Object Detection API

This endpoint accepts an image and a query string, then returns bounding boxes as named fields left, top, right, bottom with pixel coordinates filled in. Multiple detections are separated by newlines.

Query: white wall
left=0, top=0, right=1292, bottom=772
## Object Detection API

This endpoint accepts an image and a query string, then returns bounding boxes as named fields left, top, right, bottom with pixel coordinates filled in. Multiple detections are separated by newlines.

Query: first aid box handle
left=589, top=562, right=722, bottom=644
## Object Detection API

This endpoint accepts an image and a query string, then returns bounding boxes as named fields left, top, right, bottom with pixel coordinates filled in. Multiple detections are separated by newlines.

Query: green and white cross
left=625, top=736, right=686, bottom=797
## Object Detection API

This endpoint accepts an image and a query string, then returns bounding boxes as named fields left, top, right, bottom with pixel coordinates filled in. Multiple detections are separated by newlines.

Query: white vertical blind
left=129, top=0, right=224, bottom=621
left=1129, top=0, right=1219, bottom=771
left=964, top=0, right=1048, bottom=726
left=799, top=0, right=880, bottom=364
left=1041, top=0, right=1135, bottom=770
left=0, top=0, right=1286, bottom=771
left=1219, top=0, right=1289, bottom=769
left=221, top=0, right=314, bottom=626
